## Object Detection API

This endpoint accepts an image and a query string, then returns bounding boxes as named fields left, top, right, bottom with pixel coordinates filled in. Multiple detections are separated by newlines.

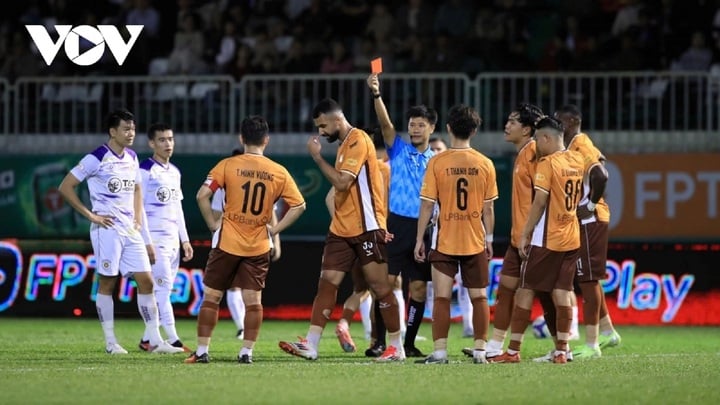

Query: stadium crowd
left=2, top=0, right=720, bottom=82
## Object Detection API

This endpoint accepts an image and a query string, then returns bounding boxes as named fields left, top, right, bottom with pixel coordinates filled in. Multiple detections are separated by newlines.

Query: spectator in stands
left=611, top=0, right=642, bottom=37
left=673, top=31, right=713, bottom=71
left=168, top=12, right=206, bottom=74
left=320, top=40, right=353, bottom=74
left=281, top=40, right=316, bottom=73
left=365, top=4, right=394, bottom=42
left=395, top=0, right=435, bottom=38
left=230, top=44, right=253, bottom=80
left=215, top=20, right=238, bottom=73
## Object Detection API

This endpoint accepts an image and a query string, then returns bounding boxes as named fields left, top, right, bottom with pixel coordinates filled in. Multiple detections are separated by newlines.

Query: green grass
left=0, top=318, right=718, bottom=404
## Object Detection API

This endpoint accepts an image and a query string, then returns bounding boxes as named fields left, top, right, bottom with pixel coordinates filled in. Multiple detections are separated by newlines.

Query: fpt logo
left=25, top=25, right=143, bottom=66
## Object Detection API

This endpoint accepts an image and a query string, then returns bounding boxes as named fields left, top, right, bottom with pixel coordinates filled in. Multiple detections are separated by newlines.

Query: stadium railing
left=3, top=72, right=719, bottom=154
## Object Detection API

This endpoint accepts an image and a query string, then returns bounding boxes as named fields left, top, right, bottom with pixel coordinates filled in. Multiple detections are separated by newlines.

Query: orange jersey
left=510, top=140, right=537, bottom=248
left=420, top=148, right=498, bottom=256
left=379, top=159, right=390, bottom=217
left=330, top=128, right=387, bottom=237
left=567, top=133, right=610, bottom=223
left=204, top=154, right=305, bottom=256
left=531, top=150, right=586, bottom=252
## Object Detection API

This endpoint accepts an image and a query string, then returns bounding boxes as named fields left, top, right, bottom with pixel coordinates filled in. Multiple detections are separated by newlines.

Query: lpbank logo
left=25, top=25, right=143, bottom=66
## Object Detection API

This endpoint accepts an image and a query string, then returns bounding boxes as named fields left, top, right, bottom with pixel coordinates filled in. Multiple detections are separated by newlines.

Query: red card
left=371, top=58, right=383, bottom=74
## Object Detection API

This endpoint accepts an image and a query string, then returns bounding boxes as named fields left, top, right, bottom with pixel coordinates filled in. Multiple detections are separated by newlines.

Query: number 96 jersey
left=140, top=158, right=184, bottom=245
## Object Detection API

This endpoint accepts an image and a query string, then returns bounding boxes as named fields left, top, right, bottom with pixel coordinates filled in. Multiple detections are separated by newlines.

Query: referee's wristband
left=373, top=93, right=381, bottom=99
left=587, top=202, right=597, bottom=211
left=486, top=234, right=494, bottom=243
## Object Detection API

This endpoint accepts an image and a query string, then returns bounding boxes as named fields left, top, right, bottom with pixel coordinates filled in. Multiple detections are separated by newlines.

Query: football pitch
left=0, top=318, right=717, bottom=404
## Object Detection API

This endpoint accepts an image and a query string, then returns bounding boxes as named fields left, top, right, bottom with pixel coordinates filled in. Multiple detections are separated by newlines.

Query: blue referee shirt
left=386, top=135, right=434, bottom=218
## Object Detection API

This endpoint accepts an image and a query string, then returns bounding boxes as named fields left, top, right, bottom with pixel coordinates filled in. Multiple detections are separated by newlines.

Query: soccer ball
left=532, top=315, right=551, bottom=339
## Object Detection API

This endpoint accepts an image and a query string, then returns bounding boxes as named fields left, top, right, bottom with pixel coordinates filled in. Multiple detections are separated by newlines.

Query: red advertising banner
left=605, top=153, right=720, bottom=240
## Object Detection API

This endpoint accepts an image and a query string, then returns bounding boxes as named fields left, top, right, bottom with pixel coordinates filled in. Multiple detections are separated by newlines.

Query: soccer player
left=493, top=116, right=584, bottom=364
left=57, top=109, right=183, bottom=355
left=413, top=104, right=498, bottom=364
left=428, top=136, right=476, bottom=337
left=137, top=123, right=194, bottom=353
left=187, top=115, right=306, bottom=364
left=210, top=149, right=283, bottom=341
left=333, top=128, right=395, bottom=353
left=279, top=98, right=405, bottom=362
left=366, top=73, right=437, bottom=357
left=555, top=105, right=621, bottom=357
left=476, top=103, right=544, bottom=359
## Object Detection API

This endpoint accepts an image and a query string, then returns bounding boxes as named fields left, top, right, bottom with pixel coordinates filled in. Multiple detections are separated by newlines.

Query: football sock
left=432, top=297, right=451, bottom=340
left=374, top=300, right=386, bottom=346
left=244, top=304, right=262, bottom=343
left=471, top=296, right=489, bottom=342
left=405, top=299, right=425, bottom=346
left=393, top=288, right=406, bottom=334
left=156, top=288, right=179, bottom=343
left=96, top=293, right=117, bottom=345
left=226, top=289, right=245, bottom=331
left=359, top=295, right=372, bottom=337
left=137, top=293, right=163, bottom=346
left=196, top=300, right=219, bottom=353
left=306, top=325, right=323, bottom=351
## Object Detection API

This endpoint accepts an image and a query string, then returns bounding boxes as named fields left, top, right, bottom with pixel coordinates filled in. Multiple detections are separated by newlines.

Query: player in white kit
left=58, top=109, right=183, bottom=355
left=137, top=123, right=194, bottom=352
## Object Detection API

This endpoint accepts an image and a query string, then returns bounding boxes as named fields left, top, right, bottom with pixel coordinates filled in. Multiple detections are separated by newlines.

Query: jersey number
left=456, top=178, right=468, bottom=211
left=564, top=179, right=582, bottom=211
left=241, top=181, right=266, bottom=215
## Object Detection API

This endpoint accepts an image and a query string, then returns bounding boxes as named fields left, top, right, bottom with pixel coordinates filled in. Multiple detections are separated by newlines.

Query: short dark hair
left=513, top=103, right=544, bottom=135
left=429, top=137, right=447, bottom=146
left=555, top=104, right=582, bottom=120
left=104, top=109, right=134, bottom=133
left=534, top=116, right=564, bottom=134
left=364, top=126, right=385, bottom=150
left=312, top=98, right=342, bottom=119
left=446, top=104, right=481, bottom=139
left=406, top=105, right=438, bottom=126
left=240, top=115, right=269, bottom=146
left=147, top=123, right=172, bottom=140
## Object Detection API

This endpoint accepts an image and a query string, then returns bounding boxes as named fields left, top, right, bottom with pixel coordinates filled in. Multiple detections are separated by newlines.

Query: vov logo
left=25, top=25, right=143, bottom=66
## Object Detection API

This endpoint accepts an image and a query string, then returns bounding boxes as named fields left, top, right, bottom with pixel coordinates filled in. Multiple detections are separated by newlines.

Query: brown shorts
left=203, top=248, right=270, bottom=291
left=428, top=250, right=489, bottom=289
left=321, top=230, right=387, bottom=272
left=519, top=246, right=578, bottom=292
left=502, top=246, right=522, bottom=278
left=576, top=221, right=609, bottom=283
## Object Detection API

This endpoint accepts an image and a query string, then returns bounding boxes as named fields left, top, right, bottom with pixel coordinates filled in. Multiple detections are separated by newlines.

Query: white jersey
left=70, top=144, right=140, bottom=237
left=139, top=157, right=189, bottom=246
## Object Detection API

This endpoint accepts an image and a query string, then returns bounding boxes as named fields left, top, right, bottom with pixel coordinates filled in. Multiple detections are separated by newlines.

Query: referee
left=366, top=73, right=437, bottom=357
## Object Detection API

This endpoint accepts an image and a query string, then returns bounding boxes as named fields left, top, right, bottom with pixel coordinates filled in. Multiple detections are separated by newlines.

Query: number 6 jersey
left=420, top=148, right=498, bottom=256
left=203, top=153, right=305, bottom=256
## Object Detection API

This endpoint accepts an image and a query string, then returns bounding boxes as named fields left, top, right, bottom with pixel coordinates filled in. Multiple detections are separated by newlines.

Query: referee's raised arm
left=367, top=73, right=397, bottom=145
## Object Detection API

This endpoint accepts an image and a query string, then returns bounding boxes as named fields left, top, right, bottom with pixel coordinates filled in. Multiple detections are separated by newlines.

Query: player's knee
left=133, top=272, right=154, bottom=294
left=500, top=275, right=519, bottom=290
left=514, top=288, right=534, bottom=309
left=409, top=280, right=426, bottom=301
left=245, top=304, right=262, bottom=313
left=468, top=287, right=487, bottom=301
left=202, top=285, right=224, bottom=304
left=552, top=289, right=572, bottom=307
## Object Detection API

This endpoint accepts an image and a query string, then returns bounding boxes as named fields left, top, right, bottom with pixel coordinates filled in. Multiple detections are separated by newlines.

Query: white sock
left=137, top=293, right=163, bottom=346
left=486, top=339, right=503, bottom=353
left=240, top=346, right=252, bottom=357
left=434, top=349, right=448, bottom=359
left=227, top=289, right=246, bottom=331
left=197, top=344, right=209, bottom=356
left=156, top=288, right=179, bottom=343
left=359, top=294, right=372, bottom=337
left=96, top=293, right=117, bottom=345
left=393, top=288, right=406, bottom=334
left=307, top=325, right=322, bottom=352
left=456, top=273, right=473, bottom=331
left=571, top=305, right=579, bottom=334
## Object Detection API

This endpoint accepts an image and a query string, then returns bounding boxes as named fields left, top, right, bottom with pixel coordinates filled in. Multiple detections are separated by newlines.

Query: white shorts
left=91, top=225, right=151, bottom=277
left=151, top=242, right=180, bottom=290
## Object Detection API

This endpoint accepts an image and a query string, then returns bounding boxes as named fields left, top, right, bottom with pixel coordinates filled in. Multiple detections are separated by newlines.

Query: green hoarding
left=0, top=154, right=512, bottom=240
